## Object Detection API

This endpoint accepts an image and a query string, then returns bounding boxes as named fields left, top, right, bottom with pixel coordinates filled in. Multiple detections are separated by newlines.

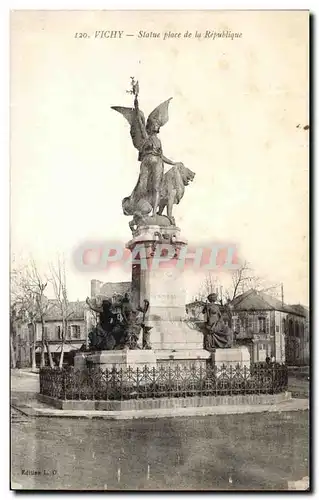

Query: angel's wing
left=147, top=98, right=173, bottom=128
left=130, top=108, right=147, bottom=150
left=111, top=106, right=147, bottom=151
left=111, top=106, right=134, bottom=126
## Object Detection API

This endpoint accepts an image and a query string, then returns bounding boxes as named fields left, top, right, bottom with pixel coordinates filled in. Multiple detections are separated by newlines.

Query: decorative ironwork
left=40, top=363, right=288, bottom=401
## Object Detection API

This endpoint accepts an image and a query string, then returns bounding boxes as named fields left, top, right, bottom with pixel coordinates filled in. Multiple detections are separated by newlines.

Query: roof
left=39, top=300, right=88, bottom=322
left=289, top=304, right=309, bottom=318
left=231, top=289, right=306, bottom=316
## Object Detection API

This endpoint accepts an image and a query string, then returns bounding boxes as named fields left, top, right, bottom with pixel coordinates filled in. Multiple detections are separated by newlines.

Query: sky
left=10, top=10, right=309, bottom=305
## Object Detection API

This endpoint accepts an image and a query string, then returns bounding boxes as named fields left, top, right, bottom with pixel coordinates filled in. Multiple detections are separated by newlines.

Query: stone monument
left=110, top=78, right=210, bottom=367
left=74, top=293, right=157, bottom=371
left=75, top=77, right=249, bottom=372
left=198, top=293, right=250, bottom=371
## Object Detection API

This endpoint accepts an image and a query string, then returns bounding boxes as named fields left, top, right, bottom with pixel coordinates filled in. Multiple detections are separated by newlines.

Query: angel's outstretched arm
left=162, top=155, right=177, bottom=166
left=134, top=97, right=148, bottom=142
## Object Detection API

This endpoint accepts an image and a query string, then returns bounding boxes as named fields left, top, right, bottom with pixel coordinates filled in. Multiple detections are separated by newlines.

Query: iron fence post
left=136, top=367, right=140, bottom=399
left=120, top=367, right=123, bottom=401
left=168, top=365, right=172, bottom=398
left=199, top=364, right=203, bottom=397
left=229, top=365, right=233, bottom=396
left=152, top=366, right=156, bottom=399
left=271, top=364, right=275, bottom=394
left=62, top=370, right=66, bottom=400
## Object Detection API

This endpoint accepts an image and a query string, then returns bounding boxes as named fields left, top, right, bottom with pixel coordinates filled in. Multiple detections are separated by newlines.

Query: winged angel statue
left=111, top=78, right=195, bottom=230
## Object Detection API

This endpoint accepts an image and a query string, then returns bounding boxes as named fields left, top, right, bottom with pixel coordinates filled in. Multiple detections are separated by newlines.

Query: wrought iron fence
left=39, top=363, right=288, bottom=401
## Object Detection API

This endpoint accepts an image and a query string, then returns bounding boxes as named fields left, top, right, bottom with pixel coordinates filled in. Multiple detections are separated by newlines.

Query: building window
left=288, top=319, right=294, bottom=336
left=44, top=326, right=49, bottom=339
left=233, top=316, right=240, bottom=332
left=232, top=317, right=237, bottom=331
left=258, top=345, right=266, bottom=362
left=247, top=315, right=258, bottom=332
left=266, top=317, right=270, bottom=335
left=282, top=318, right=286, bottom=335
left=258, top=317, right=266, bottom=333
left=240, top=315, right=247, bottom=330
left=276, top=325, right=279, bottom=333
left=55, top=326, right=62, bottom=339
left=70, top=325, right=81, bottom=339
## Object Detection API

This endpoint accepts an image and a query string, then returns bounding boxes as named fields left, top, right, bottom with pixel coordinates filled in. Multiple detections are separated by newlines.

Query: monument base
left=74, top=352, right=88, bottom=370
left=86, top=349, right=157, bottom=371
left=155, top=348, right=211, bottom=368
left=74, top=347, right=211, bottom=370
left=212, top=346, right=251, bottom=373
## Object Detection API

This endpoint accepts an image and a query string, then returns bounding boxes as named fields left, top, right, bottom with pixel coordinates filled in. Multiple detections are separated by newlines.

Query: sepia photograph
left=10, top=9, right=309, bottom=491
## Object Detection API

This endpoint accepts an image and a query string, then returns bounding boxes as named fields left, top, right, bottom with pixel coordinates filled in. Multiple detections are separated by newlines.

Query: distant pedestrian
left=265, top=356, right=271, bottom=365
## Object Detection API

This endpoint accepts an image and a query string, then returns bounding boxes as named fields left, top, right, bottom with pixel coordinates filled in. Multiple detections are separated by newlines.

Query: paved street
left=288, top=376, right=310, bottom=399
left=11, top=370, right=309, bottom=491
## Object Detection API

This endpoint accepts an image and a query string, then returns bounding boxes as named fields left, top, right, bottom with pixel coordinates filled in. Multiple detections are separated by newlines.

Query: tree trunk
left=59, top=319, right=66, bottom=368
left=10, top=318, right=18, bottom=368
left=40, top=319, right=45, bottom=368
left=10, top=335, right=17, bottom=369
left=31, top=321, right=37, bottom=370
left=59, top=342, right=65, bottom=368
left=45, top=340, right=55, bottom=368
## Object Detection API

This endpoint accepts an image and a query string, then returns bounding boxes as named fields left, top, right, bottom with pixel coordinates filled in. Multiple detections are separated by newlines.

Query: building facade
left=186, top=289, right=308, bottom=365
left=12, top=323, right=32, bottom=368
left=34, top=300, right=91, bottom=365
left=230, top=290, right=307, bottom=364
left=13, top=282, right=133, bottom=367
left=284, top=304, right=309, bottom=366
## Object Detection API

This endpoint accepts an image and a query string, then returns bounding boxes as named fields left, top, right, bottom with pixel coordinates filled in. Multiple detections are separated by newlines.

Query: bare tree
left=10, top=267, right=21, bottom=368
left=224, top=261, right=282, bottom=302
left=198, top=273, right=221, bottom=301
left=49, top=256, right=71, bottom=368
left=198, top=262, right=270, bottom=306
left=10, top=304, right=20, bottom=368
left=11, top=264, right=30, bottom=368
left=11, top=264, right=37, bottom=369
left=23, top=291, right=38, bottom=370
left=21, top=259, right=54, bottom=368
left=224, top=260, right=262, bottom=302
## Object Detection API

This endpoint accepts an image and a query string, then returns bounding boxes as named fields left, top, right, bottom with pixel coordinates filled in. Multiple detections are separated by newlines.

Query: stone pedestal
left=212, top=346, right=251, bottom=373
left=86, top=349, right=157, bottom=371
left=127, top=224, right=209, bottom=366
left=74, top=352, right=88, bottom=370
